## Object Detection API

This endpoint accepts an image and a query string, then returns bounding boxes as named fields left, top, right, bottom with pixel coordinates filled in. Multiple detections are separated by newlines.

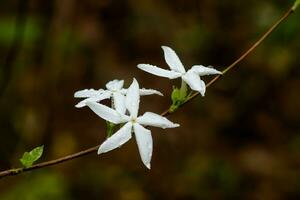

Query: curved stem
left=0, top=5, right=295, bottom=179
left=0, top=145, right=99, bottom=178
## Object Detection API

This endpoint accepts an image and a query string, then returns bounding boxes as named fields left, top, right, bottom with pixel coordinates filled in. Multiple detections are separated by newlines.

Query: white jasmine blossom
left=74, top=79, right=163, bottom=114
left=86, top=78, right=179, bottom=169
left=137, top=46, right=222, bottom=96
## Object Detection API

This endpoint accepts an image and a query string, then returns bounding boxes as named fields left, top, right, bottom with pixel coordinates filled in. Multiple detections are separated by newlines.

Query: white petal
left=137, top=112, right=180, bottom=129
left=190, top=65, right=222, bottom=76
left=133, top=123, right=153, bottom=169
left=86, top=101, right=129, bottom=124
left=139, top=88, right=163, bottom=96
left=75, top=91, right=111, bottom=108
left=137, top=64, right=182, bottom=79
left=106, top=80, right=124, bottom=91
left=121, top=88, right=163, bottom=96
left=76, top=97, right=103, bottom=108
left=74, top=89, right=103, bottom=98
left=126, top=78, right=140, bottom=118
left=98, top=122, right=132, bottom=154
left=161, top=46, right=186, bottom=73
left=113, top=92, right=126, bottom=115
left=182, top=71, right=206, bottom=96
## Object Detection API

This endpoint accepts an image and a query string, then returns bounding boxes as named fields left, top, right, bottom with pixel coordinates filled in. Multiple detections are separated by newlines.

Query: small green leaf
left=293, top=0, right=300, bottom=11
left=20, top=145, right=44, bottom=168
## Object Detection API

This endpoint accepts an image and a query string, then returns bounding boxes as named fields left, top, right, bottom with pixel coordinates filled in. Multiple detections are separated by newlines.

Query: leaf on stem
left=20, top=145, right=44, bottom=168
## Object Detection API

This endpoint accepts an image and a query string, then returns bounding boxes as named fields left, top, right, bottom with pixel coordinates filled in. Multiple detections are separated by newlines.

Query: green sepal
left=169, top=82, right=189, bottom=113
left=106, top=121, right=116, bottom=138
left=20, top=145, right=44, bottom=168
left=171, top=87, right=181, bottom=102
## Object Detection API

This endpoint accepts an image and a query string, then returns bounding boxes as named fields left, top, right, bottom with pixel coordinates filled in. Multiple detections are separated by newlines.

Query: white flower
left=74, top=79, right=163, bottom=114
left=137, top=46, right=222, bottom=96
left=86, top=78, right=179, bottom=169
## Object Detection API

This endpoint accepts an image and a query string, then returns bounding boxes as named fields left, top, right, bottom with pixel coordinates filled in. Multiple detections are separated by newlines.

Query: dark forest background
left=0, top=0, right=300, bottom=199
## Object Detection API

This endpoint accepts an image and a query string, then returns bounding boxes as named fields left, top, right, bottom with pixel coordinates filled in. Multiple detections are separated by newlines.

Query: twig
left=0, top=5, right=295, bottom=179
left=0, top=146, right=99, bottom=178
left=180, top=5, right=295, bottom=106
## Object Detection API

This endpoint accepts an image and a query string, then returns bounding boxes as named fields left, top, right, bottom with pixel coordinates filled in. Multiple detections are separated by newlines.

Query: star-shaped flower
left=86, top=78, right=179, bottom=169
left=74, top=79, right=163, bottom=114
left=137, top=46, right=222, bottom=96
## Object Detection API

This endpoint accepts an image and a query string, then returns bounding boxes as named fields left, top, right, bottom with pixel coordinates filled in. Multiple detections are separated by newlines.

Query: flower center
left=130, top=117, right=137, bottom=123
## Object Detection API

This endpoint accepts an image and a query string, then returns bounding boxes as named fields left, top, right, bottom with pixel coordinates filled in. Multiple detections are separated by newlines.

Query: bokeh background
left=0, top=0, right=300, bottom=199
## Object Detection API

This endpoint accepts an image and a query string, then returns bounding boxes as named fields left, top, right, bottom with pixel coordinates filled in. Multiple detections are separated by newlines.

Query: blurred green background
left=0, top=0, right=300, bottom=199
